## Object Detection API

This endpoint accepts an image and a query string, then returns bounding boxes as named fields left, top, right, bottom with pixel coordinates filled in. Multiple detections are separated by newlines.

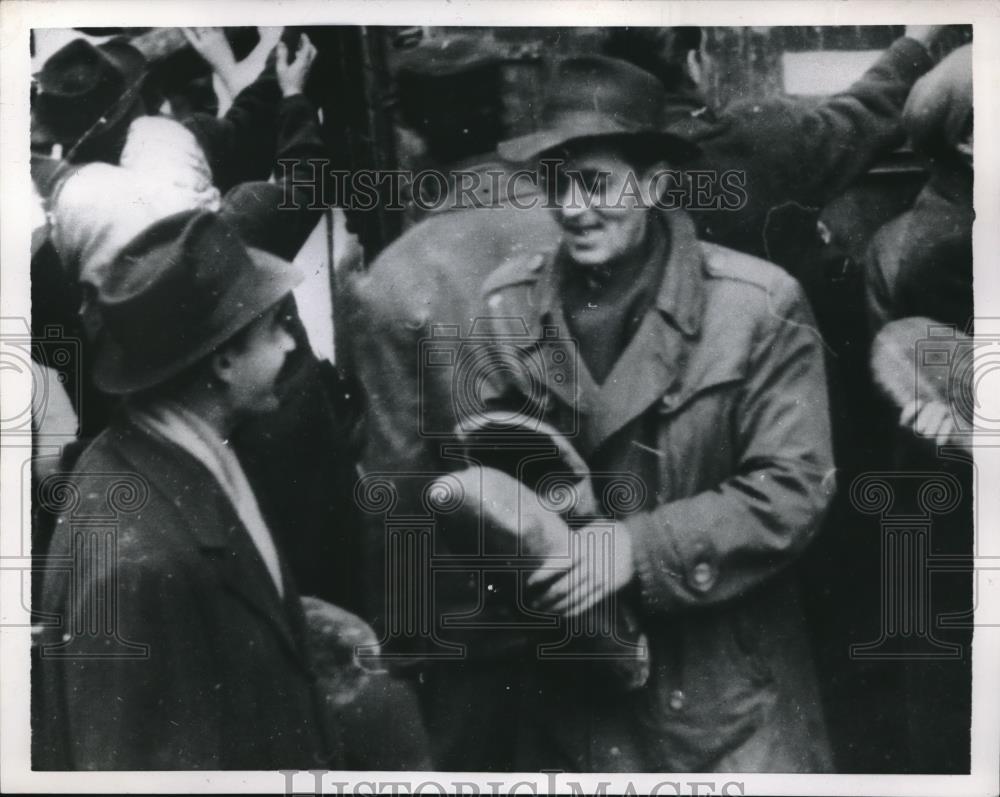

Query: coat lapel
left=586, top=313, right=685, bottom=450
left=114, top=418, right=307, bottom=669
left=481, top=247, right=600, bottom=422
left=586, top=212, right=706, bottom=450
left=480, top=211, right=707, bottom=457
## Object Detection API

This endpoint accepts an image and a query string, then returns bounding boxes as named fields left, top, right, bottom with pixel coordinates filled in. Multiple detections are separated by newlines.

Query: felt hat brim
left=93, top=246, right=304, bottom=395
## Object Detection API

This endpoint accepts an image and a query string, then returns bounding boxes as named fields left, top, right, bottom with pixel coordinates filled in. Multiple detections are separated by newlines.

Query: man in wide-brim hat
left=35, top=209, right=341, bottom=770
left=404, top=54, right=837, bottom=772
left=32, top=37, right=150, bottom=159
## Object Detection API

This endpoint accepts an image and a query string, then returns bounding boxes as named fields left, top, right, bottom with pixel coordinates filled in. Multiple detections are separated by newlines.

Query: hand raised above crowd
left=183, top=27, right=284, bottom=113
left=904, top=25, right=946, bottom=50
left=183, top=27, right=239, bottom=90
left=277, top=34, right=318, bottom=99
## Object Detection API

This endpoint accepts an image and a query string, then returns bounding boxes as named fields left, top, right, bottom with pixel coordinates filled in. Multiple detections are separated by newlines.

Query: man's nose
left=278, top=324, right=297, bottom=355
left=558, top=188, right=591, bottom=221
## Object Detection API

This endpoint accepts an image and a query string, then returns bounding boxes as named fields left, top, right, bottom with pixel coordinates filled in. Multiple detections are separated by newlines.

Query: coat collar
left=483, top=209, right=706, bottom=340
left=481, top=210, right=707, bottom=455
left=109, top=413, right=309, bottom=669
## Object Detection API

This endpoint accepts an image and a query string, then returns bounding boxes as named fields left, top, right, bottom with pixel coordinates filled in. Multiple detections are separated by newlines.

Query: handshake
left=426, top=414, right=650, bottom=690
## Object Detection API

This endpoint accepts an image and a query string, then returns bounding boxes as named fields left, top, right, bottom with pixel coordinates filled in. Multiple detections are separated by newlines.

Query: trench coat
left=34, top=413, right=337, bottom=770
left=471, top=209, right=837, bottom=772
left=349, top=203, right=835, bottom=771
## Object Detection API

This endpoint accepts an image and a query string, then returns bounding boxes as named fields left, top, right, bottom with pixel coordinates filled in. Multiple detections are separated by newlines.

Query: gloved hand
left=301, top=595, right=380, bottom=708
left=428, top=465, right=650, bottom=690
left=527, top=521, right=636, bottom=619
left=428, top=464, right=581, bottom=559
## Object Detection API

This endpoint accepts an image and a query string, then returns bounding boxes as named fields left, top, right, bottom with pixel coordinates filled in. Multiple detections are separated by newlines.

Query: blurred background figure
left=390, top=34, right=539, bottom=225
left=862, top=45, right=975, bottom=774
left=864, top=43, right=973, bottom=335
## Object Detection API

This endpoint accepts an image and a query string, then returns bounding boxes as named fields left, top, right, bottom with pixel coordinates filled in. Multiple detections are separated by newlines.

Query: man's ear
left=210, top=349, right=235, bottom=387
left=686, top=48, right=702, bottom=89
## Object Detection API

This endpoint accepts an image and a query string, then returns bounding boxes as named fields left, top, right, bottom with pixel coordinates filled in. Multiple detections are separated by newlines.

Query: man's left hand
left=527, top=524, right=636, bottom=618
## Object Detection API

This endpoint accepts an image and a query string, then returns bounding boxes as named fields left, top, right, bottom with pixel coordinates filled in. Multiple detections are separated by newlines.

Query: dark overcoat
left=671, top=36, right=935, bottom=265
left=34, top=414, right=337, bottom=770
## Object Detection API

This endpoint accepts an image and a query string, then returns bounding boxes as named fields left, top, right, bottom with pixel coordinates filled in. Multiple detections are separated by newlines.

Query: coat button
left=668, top=689, right=685, bottom=711
left=689, top=561, right=715, bottom=592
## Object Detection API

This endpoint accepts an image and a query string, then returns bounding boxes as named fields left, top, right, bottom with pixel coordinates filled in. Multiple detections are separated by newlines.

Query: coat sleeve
left=629, top=277, right=836, bottom=611
left=184, top=57, right=305, bottom=193
left=344, top=269, right=435, bottom=660
left=731, top=36, right=934, bottom=207
left=44, top=545, right=224, bottom=769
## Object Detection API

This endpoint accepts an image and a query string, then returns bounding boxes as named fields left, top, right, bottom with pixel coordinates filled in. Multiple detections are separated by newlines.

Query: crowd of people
left=27, top=24, right=973, bottom=774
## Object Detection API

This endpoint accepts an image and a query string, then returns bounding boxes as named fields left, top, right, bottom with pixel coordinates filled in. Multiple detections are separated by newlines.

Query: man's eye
left=546, top=171, right=571, bottom=197
left=574, top=171, right=607, bottom=195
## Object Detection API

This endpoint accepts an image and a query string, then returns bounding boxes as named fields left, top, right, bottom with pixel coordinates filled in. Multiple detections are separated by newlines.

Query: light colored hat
left=50, top=161, right=206, bottom=289
left=51, top=115, right=221, bottom=290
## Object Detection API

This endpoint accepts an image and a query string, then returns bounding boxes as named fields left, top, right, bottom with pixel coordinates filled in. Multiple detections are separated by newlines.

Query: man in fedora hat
left=31, top=36, right=149, bottom=162
left=446, top=55, right=833, bottom=772
left=32, top=31, right=317, bottom=193
left=35, top=210, right=338, bottom=770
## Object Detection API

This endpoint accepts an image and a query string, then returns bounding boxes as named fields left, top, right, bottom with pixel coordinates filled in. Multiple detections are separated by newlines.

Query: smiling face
left=549, top=141, right=664, bottom=269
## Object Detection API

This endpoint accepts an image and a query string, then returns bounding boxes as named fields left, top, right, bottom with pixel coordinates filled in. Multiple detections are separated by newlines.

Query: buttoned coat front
left=477, top=210, right=837, bottom=773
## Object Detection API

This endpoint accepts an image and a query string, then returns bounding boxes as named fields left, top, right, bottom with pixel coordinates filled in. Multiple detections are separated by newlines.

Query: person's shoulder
left=354, top=205, right=559, bottom=320
left=701, top=240, right=800, bottom=296
left=374, top=203, right=557, bottom=273
left=66, top=419, right=188, bottom=526
left=68, top=422, right=135, bottom=478
left=481, top=248, right=553, bottom=298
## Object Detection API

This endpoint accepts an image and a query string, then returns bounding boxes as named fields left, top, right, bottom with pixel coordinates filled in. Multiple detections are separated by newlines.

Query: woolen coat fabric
left=477, top=210, right=836, bottom=772
left=669, top=36, right=935, bottom=265
left=863, top=160, right=973, bottom=333
left=34, top=414, right=338, bottom=770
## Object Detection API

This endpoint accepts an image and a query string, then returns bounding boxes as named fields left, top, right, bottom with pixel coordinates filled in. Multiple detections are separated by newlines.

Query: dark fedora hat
left=498, top=55, right=700, bottom=163
left=93, top=210, right=304, bottom=395
left=394, top=34, right=505, bottom=80
left=32, top=37, right=148, bottom=147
